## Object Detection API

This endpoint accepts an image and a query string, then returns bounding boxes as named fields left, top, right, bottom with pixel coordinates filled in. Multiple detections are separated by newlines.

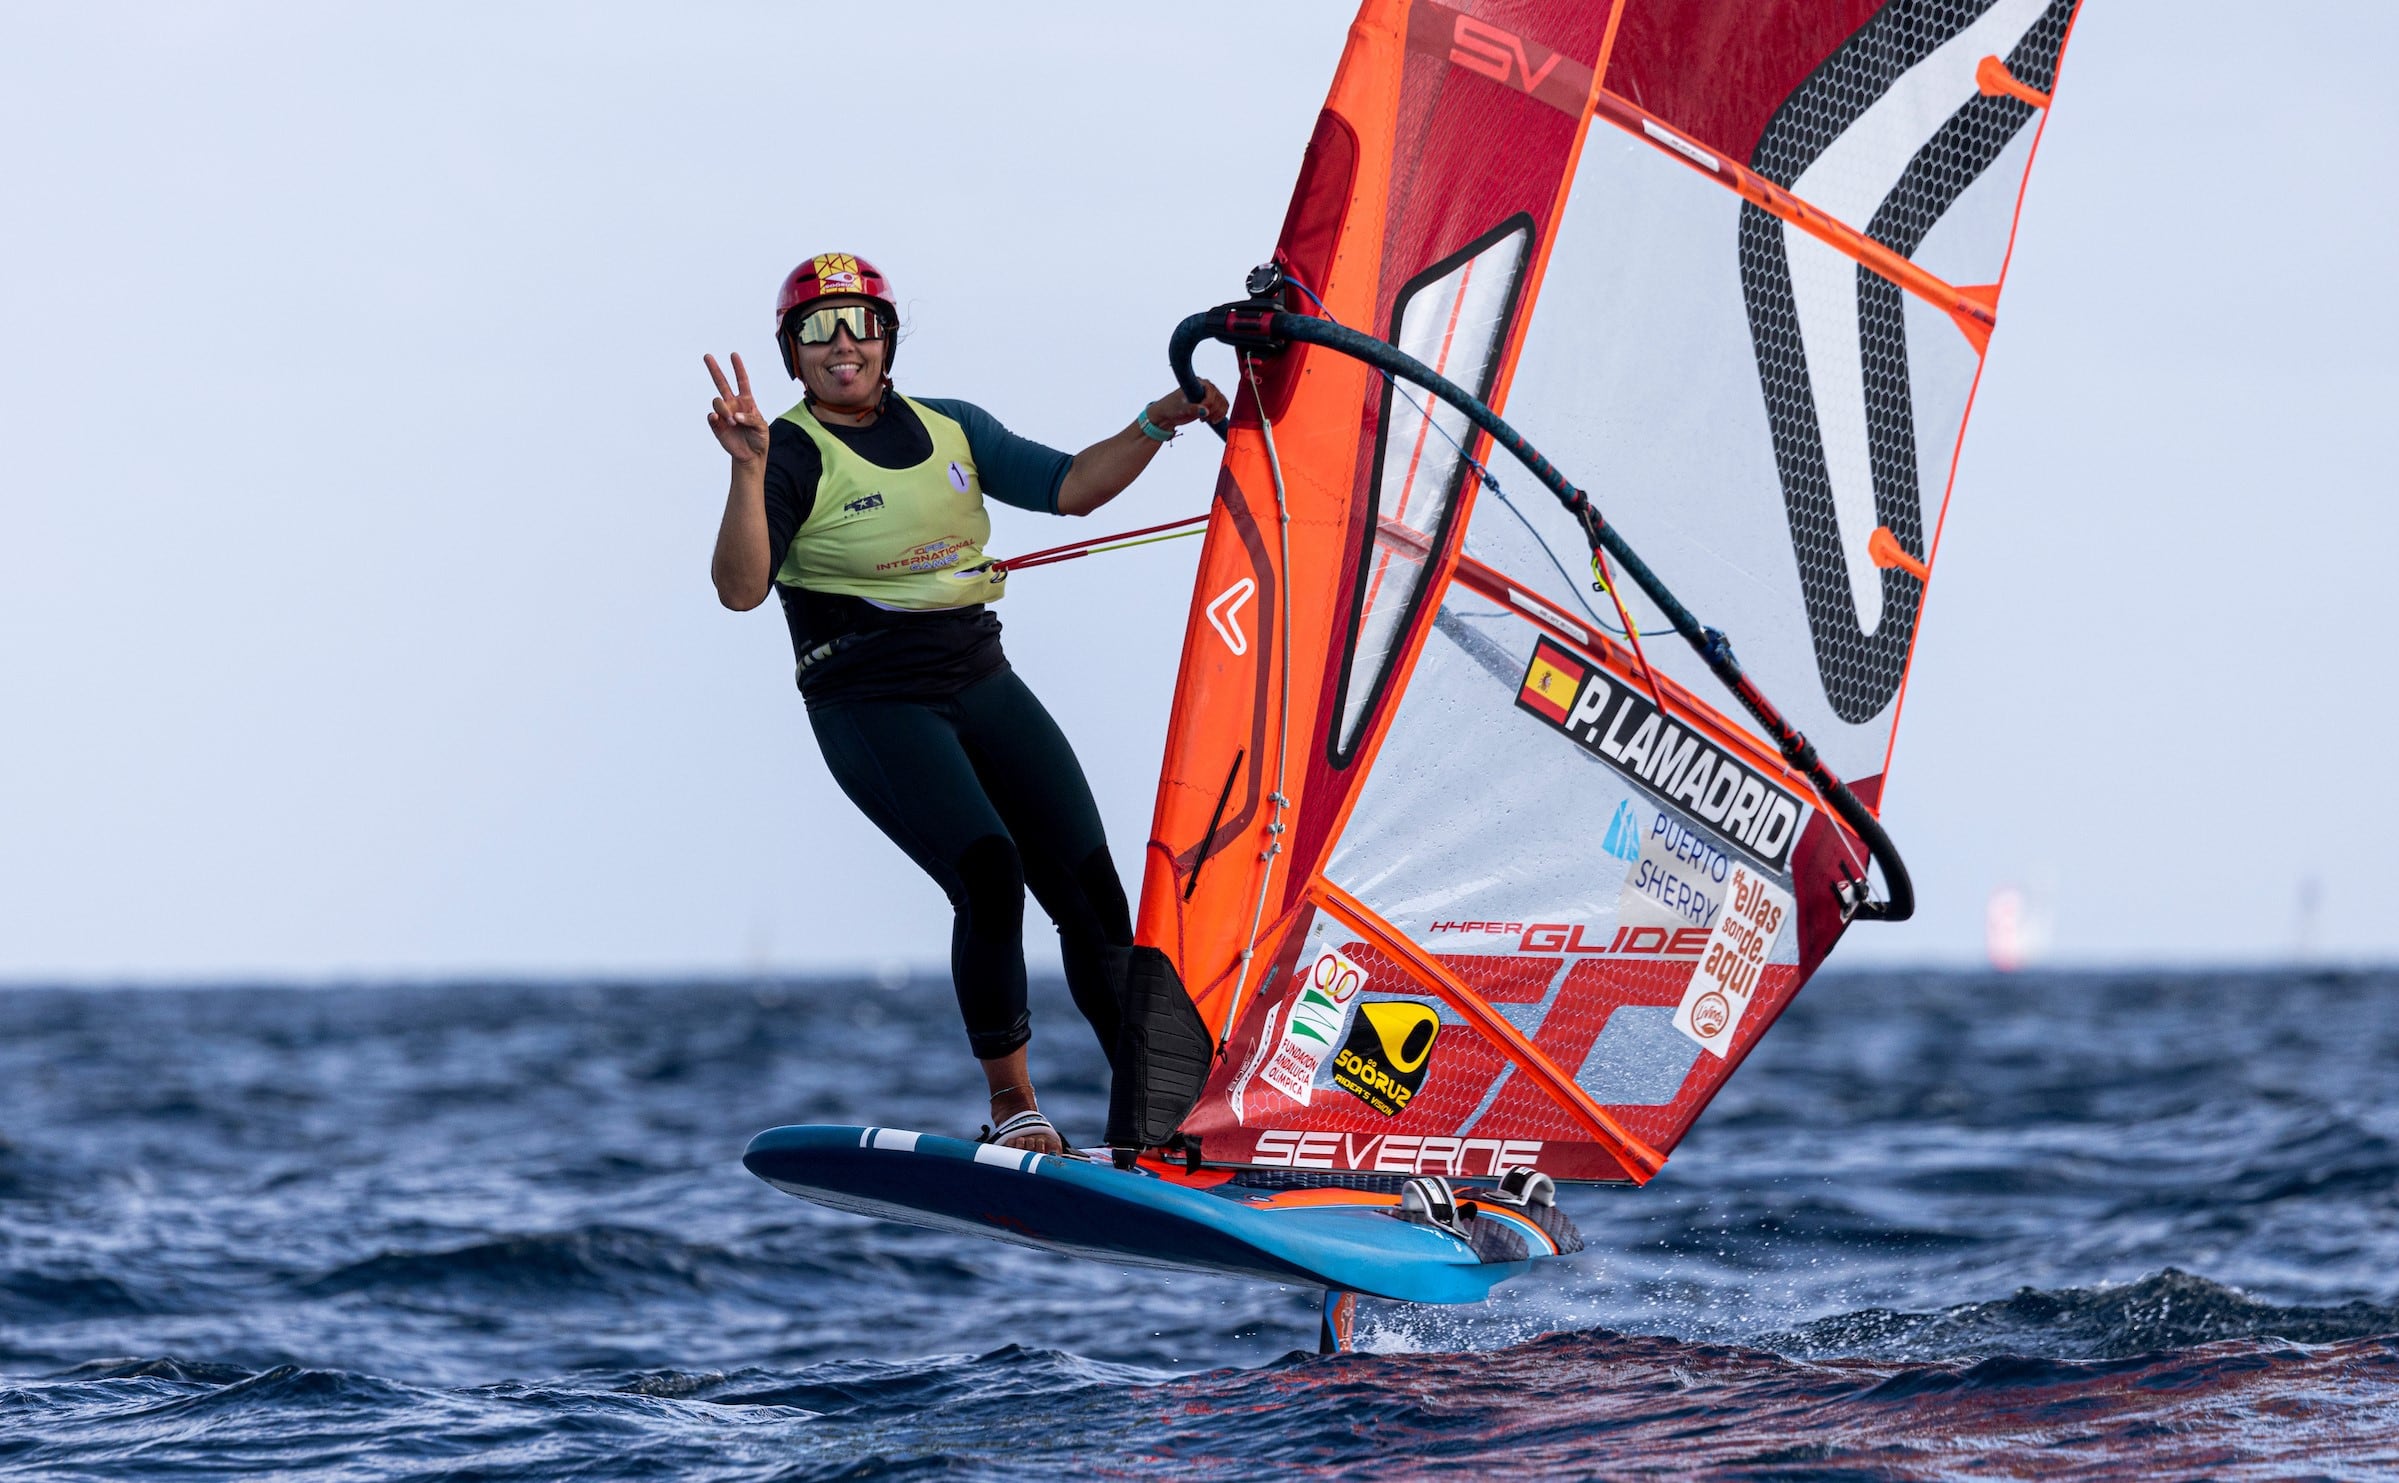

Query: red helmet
left=775, top=252, right=898, bottom=378
left=776, top=252, right=895, bottom=320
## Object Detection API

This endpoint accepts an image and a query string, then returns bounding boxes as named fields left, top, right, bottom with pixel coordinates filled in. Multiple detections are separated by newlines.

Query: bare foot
left=989, top=1090, right=1067, bottom=1157
left=1001, top=1123, right=1066, bottom=1157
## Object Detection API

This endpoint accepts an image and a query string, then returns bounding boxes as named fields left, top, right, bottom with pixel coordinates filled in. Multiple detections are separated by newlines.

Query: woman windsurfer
left=703, top=253, right=1226, bottom=1157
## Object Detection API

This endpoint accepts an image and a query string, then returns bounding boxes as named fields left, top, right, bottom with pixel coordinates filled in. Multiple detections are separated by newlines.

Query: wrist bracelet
left=1136, top=407, right=1176, bottom=443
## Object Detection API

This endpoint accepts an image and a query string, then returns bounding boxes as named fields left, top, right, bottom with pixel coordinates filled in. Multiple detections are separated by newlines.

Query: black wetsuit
left=763, top=393, right=1131, bottom=1061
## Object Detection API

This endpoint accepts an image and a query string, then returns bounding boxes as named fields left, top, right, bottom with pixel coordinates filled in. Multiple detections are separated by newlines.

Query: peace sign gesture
left=704, top=352, right=771, bottom=466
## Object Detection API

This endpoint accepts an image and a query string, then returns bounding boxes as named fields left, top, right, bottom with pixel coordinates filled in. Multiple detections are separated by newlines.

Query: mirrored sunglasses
left=789, top=304, right=889, bottom=346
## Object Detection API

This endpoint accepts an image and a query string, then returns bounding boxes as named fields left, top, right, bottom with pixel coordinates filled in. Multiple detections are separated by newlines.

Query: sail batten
left=1592, top=88, right=2001, bottom=344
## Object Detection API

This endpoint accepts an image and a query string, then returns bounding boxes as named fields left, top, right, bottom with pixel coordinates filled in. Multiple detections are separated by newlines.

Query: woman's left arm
left=1055, top=382, right=1229, bottom=517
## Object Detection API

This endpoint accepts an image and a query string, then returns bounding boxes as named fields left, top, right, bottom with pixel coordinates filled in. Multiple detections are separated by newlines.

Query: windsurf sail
left=1136, top=0, right=2080, bottom=1184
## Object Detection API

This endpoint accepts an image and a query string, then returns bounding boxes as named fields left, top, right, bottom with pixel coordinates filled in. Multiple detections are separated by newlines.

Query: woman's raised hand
left=705, top=353, right=772, bottom=465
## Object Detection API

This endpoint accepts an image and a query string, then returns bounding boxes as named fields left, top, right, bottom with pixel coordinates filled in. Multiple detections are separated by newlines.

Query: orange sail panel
left=1139, top=0, right=2081, bottom=1185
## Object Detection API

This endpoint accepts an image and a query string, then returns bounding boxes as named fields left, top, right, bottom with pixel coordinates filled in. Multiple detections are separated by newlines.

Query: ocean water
left=0, top=969, right=2393, bottom=1480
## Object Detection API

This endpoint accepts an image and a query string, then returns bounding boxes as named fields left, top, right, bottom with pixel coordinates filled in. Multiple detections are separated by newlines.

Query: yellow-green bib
left=773, top=396, right=1009, bottom=610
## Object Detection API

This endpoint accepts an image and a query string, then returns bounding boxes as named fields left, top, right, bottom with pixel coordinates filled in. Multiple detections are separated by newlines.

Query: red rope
left=996, top=514, right=1210, bottom=572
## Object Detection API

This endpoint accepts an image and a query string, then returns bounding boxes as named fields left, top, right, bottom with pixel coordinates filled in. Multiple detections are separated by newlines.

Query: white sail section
left=1471, top=0, right=2072, bottom=783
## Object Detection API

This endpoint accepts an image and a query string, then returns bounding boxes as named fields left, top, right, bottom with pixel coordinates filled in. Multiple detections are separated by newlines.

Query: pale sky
left=4, top=2, right=2392, bottom=982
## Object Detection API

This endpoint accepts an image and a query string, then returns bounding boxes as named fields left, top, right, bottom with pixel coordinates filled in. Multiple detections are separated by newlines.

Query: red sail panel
left=1138, top=0, right=1619, bottom=1042
left=1142, top=0, right=2083, bottom=1184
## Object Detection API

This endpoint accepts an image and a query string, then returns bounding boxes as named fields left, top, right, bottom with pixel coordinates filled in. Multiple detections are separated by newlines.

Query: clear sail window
left=1331, top=217, right=1531, bottom=762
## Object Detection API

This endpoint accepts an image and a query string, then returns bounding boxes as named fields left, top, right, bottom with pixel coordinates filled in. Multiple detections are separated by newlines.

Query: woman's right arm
left=705, top=353, right=774, bottom=611
left=711, top=458, right=772, bottom=611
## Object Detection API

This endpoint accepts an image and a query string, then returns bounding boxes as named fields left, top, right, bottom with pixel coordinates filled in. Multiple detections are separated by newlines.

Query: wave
left=561, top=1345, right=1151, bottom=1421
left=43, top=1355, right=255, bottom=1385
left=298, top=1226, right=734, bottom=1298
left=5, top=974, right=2396, bottom=1478
left=292, top=1221, right=992, bottom=1307
left=0, top=1269, right=156, bottom=1321
left=7, top=1316, right=2393, bottom=1483
left=1763, top=1268, right=2399, bottom=1362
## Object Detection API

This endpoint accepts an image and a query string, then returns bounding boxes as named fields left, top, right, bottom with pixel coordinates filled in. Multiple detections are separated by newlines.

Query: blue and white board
left=743, top=1125, right=1579, bottom=1305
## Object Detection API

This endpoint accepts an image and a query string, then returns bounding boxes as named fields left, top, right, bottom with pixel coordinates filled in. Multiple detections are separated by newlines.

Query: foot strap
left=980, top=1109, right=1060, bottom=1148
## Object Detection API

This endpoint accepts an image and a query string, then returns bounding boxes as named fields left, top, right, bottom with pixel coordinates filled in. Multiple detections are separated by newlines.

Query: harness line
left=996, top=514, right=1210, bottom=574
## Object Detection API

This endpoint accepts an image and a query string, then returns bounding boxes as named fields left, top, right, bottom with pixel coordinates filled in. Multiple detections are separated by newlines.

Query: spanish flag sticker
left=1516, top=639, right=1587, bottom=726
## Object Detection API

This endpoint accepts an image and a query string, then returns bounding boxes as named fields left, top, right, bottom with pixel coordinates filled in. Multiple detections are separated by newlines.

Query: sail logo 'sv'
left=1407, top=3, right=1594, bottom=118
left=1449, top=17, right=1562, bottom=93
